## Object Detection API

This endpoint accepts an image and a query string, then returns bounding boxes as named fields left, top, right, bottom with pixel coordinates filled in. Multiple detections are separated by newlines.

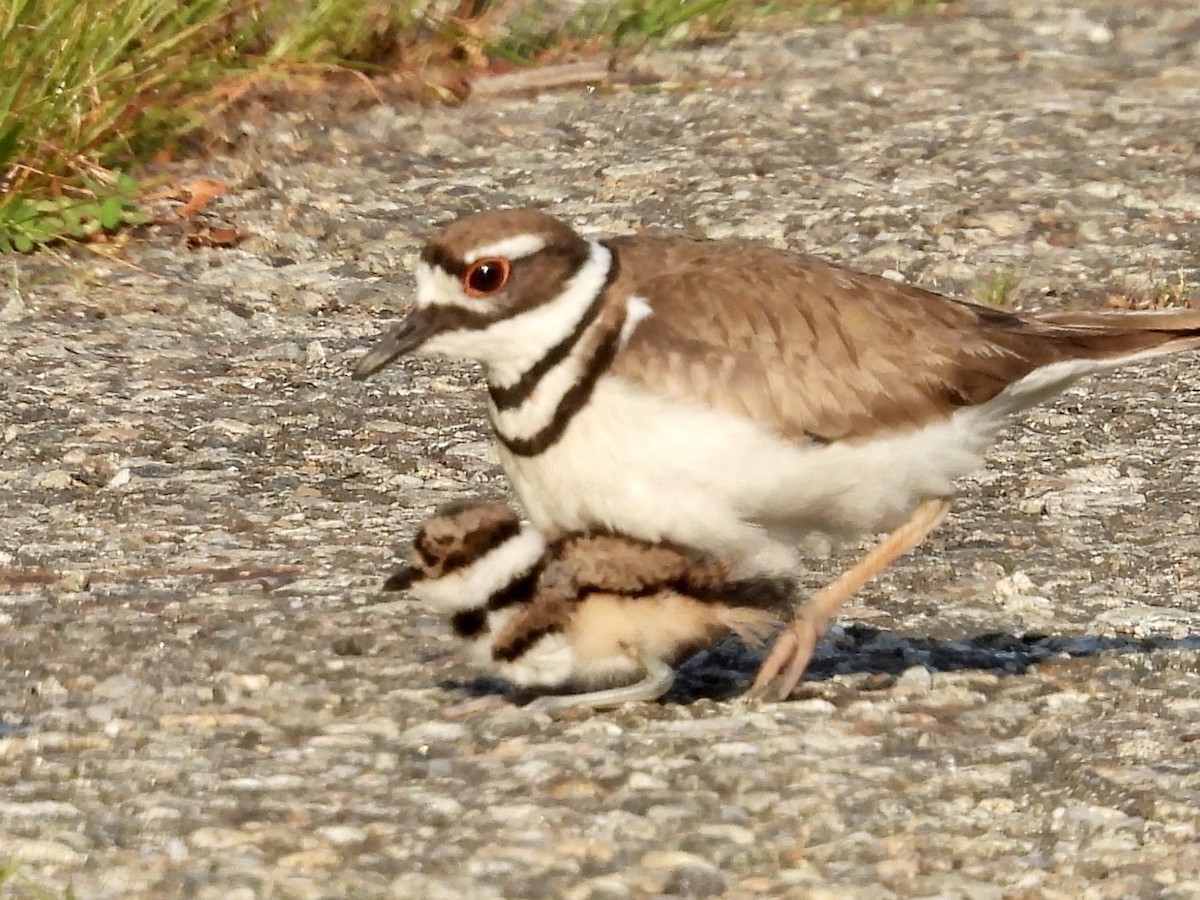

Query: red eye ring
left=463, top=258, right=511, bottom=297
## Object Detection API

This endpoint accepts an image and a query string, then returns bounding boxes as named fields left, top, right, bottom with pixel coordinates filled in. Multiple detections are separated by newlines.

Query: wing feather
left=603, top=235, right=1197, bottom=443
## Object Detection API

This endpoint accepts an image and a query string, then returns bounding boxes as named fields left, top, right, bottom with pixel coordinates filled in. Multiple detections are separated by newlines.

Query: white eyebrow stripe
left=464, top=233, right=548, bottom=264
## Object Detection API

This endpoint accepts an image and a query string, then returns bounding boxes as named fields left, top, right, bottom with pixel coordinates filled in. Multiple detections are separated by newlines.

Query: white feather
left=488, top=344, right=593, bottom=442
left=463, top=606, right=520, bottom=669
left=414, top=261, right=477, bottom=309
left=498, top=375, right=988, bottom=574
left=620, top=295, right=654, bottom=347
left=971, top=353, right=1166, bottom=420
left=409, top=526, right=546, bottom=613
left=498, top=633, right=578, bottom=687
left=463, top=233, right=547, bottom=265
left=500, top=350, right=1180, bottom=574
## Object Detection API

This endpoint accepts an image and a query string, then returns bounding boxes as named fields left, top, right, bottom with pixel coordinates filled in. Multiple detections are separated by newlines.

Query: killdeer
left=386, top=501, right=784, bottom=709
left=354, top=208, right=1200, bottom=700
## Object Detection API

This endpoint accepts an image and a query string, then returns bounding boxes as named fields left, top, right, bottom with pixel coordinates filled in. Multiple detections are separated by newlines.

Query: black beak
left=383, top=565, right=419, bottom=592
left=352, top=309, right=440, bottom=380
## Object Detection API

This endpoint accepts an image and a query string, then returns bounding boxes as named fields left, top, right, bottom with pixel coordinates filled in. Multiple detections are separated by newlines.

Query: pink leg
left=750, top=498, right=952, bottom=700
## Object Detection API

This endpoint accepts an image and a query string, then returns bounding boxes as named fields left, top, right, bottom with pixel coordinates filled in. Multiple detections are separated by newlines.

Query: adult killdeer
left=386, top=501, right=784, bottom=709
left=354, top=208, right=1200, bottom=700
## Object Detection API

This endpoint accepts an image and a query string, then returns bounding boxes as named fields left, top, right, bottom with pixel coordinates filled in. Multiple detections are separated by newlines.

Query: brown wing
left=489, top=534, right=727, bottom=663
left=536, top=533, right=728, bottom=602
left=607, top=235, right=1066, bottom=443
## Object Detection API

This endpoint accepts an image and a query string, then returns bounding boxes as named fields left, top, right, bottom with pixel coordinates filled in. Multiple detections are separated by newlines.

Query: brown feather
left=490, top=595, right=574, bottom=663
left=488, top=530, right=787, bottom=666
left=605, top=234, right=1200, bottom=443
left=537, top=533, right=728, bottom=602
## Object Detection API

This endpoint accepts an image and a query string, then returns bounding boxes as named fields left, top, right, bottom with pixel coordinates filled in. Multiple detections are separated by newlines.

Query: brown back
left=607, top=234, right=1200, bottom=443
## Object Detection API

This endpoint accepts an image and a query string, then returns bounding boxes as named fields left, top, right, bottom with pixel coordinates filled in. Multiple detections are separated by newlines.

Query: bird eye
left=463, top=258, right=511, bottom=297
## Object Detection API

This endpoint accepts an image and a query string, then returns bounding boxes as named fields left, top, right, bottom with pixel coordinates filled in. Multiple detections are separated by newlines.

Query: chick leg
left=750, top=498, right=952, bottom=701
left=525, top=654, right=674, bottom=713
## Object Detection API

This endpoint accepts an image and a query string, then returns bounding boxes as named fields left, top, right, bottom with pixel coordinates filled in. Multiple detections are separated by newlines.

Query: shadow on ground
left=439, top=625, right=1200, bottom=706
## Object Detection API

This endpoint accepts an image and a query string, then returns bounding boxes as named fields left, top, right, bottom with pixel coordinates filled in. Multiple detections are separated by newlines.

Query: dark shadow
left=435, top=625, right=1200, bottom=706
left=435, top=673, right=520, bottom=700
left=664, top=625, right=1200, bottom=704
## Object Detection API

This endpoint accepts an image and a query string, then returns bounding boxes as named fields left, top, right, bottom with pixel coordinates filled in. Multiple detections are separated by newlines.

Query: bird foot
left=747, top=617, right=820, bottom=701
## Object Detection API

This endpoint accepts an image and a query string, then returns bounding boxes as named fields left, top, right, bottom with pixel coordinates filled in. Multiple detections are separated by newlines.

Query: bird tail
left=1034, top=307, right=1200, bottom=362
left=974, top=307, right=1200, bottom=421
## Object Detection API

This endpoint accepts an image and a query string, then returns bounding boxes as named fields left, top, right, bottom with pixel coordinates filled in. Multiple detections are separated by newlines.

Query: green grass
left=972, top=266, right=1023, bottom=307
left=0, top=0, right=427, bottom=252
left=0, top=858, right=76, bottom=899
left=0, top=0, right=951, bottom=253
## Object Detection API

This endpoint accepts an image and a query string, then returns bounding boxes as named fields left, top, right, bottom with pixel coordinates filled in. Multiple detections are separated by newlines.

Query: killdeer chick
left=386, top=501, right=784, bottom=709
left=354, top=208, right=1200, bottom=700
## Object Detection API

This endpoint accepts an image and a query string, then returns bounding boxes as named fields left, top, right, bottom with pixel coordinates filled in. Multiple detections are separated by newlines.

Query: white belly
left=494, top=377, right=994, bottom=569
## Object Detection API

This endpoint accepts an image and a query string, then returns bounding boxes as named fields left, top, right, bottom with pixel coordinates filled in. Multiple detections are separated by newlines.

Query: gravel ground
left=3, top=1, right=1200, bottom=897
